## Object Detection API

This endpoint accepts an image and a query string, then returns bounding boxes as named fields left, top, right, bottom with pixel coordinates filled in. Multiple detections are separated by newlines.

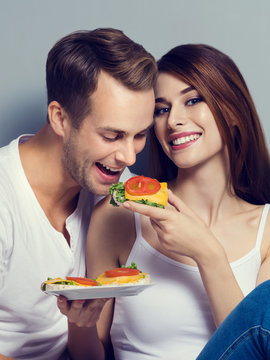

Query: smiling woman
left=56, top=43, right=270, bottom=360
left=151, top=44, right=270, bottom=205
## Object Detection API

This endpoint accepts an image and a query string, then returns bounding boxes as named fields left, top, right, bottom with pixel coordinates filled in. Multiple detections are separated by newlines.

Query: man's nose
left=115, top=142, right=136, bottom=167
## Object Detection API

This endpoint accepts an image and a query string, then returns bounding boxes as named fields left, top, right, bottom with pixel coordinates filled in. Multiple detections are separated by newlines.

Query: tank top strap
left=255, top=204, right=270, bottom=249
left=134, top=212, right=142, bottom=238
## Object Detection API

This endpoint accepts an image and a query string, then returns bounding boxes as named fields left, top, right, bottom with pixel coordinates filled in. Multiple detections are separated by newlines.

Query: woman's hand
left=123, top=190, right=221, bottom=263
left=57, top=296, right=109, bottom=328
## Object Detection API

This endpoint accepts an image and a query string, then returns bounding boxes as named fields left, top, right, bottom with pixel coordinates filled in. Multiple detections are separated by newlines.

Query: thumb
left=167, top=189, right=182, bottom=212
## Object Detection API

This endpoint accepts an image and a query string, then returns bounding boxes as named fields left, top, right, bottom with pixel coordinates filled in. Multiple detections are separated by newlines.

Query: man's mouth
left=96, top=162, right=123, bottom=176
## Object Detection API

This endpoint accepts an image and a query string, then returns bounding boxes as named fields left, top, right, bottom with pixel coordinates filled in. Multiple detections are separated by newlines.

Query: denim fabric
left=197, top=280, right=270, bottom=359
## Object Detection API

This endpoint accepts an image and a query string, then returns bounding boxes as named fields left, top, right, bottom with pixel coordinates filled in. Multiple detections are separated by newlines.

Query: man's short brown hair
left=46, top=28, right=157, bottom=128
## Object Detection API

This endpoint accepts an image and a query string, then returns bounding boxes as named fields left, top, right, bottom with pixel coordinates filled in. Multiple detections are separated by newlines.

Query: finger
left=167, top=190, right=192, bottom=213
left=84, top=298, right=108, bottom=321
left=150, top=217, right=162, bottom=231
left=76, top=298, right=108, bottom=327
left=123, top=200, right=168, bottom=221
left=57, top=295, right=70, bottom=315
left=66, top=299, right=85, bottom=323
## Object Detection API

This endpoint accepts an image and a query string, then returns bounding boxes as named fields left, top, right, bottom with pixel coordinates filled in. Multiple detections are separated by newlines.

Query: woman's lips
left=168, top=132, right=202, bottom=150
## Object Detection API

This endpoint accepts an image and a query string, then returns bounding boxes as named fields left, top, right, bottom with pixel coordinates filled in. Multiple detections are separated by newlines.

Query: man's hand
left=57, top=296, right=109, bottom=327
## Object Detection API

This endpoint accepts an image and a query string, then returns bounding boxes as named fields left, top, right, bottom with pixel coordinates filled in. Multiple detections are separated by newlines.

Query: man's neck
left=19, top=124, right=81, bottom=240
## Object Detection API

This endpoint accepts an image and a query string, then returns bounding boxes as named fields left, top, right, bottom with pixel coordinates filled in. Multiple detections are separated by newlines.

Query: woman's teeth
left=172, top=134, right=200, bottom=145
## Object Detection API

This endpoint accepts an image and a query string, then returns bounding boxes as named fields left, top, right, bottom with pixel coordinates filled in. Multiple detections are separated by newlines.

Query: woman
left=58, top=44, right=270, bottom=359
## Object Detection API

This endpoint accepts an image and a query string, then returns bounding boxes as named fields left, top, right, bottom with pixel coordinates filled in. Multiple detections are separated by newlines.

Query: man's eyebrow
left=155, top=85, right=195, bottom=104
left=97, top=123, right=153, bottom=133
left=97, top=127, right=125, bottom=134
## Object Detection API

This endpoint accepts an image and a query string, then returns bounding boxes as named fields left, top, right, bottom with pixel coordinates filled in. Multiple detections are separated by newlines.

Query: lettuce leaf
left=109, top=182, right=126, bottom=206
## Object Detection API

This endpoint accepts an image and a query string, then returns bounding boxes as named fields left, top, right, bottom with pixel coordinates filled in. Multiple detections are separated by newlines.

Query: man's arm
left=57, top=297, right=110, bottom=360
left=60, top=197, right=134, bottom=359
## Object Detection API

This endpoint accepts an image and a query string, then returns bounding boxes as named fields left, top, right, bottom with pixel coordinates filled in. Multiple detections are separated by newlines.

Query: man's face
left=62, top=71, right=155, bottom=195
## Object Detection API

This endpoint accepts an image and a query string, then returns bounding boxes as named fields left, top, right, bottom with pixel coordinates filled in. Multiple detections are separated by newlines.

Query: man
left=0, top=28, right=157, bottom=359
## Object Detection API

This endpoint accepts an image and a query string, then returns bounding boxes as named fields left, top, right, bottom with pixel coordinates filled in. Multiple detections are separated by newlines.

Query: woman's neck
left=169, top=158, right=243, bottom=227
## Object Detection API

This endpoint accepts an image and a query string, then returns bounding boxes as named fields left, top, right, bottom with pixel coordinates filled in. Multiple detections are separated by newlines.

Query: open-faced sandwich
left=96, top=263, right=150, bottom=286
left=109, top=175, right=168, bottom=208
left=41, top=277, right=99, bottom=291
left=41, top=263, right=150, bottom=291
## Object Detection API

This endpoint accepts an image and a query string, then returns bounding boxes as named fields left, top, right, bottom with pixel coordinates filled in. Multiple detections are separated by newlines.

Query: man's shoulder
left=0, top=140, right=20, bottom=194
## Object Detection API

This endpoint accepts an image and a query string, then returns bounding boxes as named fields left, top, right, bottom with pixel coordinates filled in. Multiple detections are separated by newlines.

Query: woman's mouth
left=169, top=133, right=201, bottom=150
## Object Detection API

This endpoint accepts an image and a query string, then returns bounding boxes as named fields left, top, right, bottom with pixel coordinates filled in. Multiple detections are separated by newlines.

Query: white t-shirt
left=0, top=135, right=131, bottom=359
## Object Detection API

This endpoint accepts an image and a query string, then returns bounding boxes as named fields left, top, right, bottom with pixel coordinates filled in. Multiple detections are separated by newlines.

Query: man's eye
left=154, top=107, right=170, bottom=116
left=135, top=132, right=147, bottom=139
left=103, top=135, right=120, bottom=142
left=186, top=97, right=204, bottom=106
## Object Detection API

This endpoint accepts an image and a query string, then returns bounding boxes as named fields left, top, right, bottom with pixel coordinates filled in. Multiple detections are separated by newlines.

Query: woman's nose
left=167, top=107, right=185, bottom=129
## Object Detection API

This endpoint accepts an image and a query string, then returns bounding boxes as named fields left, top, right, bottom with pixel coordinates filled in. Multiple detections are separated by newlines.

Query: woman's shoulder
left=93, top=195, right=133, bottom=221
left=91, top=195, right=135, bottom=241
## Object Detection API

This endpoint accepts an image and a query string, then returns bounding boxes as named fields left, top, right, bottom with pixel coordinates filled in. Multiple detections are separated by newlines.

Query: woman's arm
left=123, top=191, right=246, bottom=326
left=255, top=212, right=270, bottom=285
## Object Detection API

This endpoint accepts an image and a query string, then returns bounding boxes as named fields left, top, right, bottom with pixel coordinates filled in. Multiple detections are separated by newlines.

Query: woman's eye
left=186, top=96, right=203, bottom=106
left=154, top=107, right=170, bottom=116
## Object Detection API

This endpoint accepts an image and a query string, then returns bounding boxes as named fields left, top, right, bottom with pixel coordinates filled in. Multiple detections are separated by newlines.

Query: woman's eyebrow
left=155, top=86, right=195, bottom=104
left=155, top=97, right=169, bottom=104
left=181, top=85, right=195, bottom=94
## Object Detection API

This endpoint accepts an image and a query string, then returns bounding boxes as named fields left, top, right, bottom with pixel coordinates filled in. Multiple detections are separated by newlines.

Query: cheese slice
left=125, top=182, right=168, bottom=206
left=96, top=272, right=148, bottom=285
left=42, top=277, right=89, bottom=287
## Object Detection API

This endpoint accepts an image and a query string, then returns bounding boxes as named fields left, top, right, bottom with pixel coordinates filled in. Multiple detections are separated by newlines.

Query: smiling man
left=0, top=28, right=156, bottom=360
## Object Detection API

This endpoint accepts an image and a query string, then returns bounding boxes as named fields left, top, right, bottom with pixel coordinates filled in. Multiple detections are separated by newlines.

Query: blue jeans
left=197, top=280, right=270, bottom=359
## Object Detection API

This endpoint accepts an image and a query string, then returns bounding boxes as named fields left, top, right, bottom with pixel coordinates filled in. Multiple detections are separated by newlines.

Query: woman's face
left=154, top=72, right=226, bottom=170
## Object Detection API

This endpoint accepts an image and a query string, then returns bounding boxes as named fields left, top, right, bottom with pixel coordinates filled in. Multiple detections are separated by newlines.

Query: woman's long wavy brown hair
left=150, top=44, right=270, bottom=205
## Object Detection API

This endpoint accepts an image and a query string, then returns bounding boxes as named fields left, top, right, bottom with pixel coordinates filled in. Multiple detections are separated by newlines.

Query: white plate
left=43, top=283, right=153, bottom=300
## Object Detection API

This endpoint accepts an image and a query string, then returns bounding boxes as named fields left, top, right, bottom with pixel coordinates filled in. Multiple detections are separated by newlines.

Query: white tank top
left=110, top=204, right=270, bottom=360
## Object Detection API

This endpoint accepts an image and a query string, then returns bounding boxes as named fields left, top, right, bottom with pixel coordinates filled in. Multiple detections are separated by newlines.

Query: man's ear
left=47, top=101, right=70, bottom=137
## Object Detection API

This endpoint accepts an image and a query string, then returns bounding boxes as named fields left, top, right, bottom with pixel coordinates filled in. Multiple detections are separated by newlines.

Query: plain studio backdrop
left=0, top=0, right=269, bottom=174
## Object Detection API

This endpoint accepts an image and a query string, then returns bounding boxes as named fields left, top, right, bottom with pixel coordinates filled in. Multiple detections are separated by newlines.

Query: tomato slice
left=104, top=268, right=140, bottom=277
left=125, top=176, right=161, bottom=196
left=66, top=277, right=99, bottom=286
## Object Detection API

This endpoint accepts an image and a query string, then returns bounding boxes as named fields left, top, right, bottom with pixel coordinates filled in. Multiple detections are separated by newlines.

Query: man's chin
left=84, top=182, right=112, bottom=196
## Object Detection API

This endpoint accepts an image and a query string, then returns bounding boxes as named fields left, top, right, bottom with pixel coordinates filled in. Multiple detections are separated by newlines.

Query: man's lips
left=96, top=162, right=122, bottom=175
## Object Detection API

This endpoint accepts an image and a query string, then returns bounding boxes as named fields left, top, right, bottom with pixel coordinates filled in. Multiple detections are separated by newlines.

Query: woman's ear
left=47, top=101, right=70, bottom=137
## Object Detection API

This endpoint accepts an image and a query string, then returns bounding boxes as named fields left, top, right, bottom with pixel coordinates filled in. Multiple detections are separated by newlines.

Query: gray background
left=0, top=0, right=269, bottom=174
